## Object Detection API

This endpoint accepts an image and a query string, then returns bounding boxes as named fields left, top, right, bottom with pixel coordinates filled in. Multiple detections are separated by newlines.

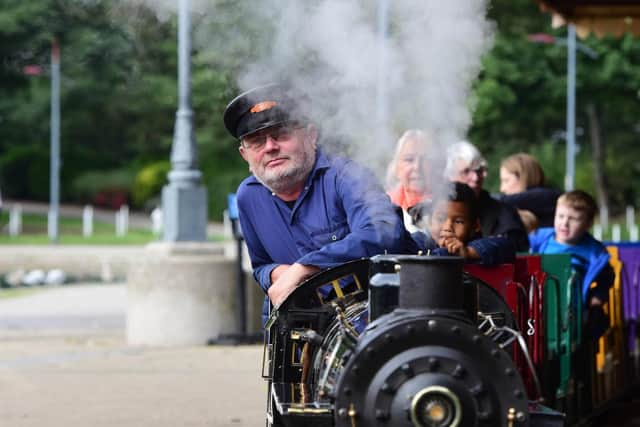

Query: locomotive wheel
left=333, top=311, right=530, bottom=426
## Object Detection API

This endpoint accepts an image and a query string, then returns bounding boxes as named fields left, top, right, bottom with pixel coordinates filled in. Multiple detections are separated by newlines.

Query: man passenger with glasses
left=445, top=141, right=529, bottom=252
left=223, top=83, right=415, bottom=325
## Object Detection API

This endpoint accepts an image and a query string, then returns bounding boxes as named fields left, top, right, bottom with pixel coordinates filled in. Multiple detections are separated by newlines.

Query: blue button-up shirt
left=237, top=148, right=413, bottom=305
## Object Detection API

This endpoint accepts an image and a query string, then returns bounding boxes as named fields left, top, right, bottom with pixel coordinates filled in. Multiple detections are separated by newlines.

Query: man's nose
left=264, top=135, right=279, bottom=150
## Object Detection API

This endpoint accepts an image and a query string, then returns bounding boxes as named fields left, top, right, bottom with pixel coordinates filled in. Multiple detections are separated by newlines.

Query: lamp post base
left=161, top=183, right=207, bottom=242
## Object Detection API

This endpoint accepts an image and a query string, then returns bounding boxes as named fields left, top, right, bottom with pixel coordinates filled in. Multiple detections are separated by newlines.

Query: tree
left=472, top=0, right=640, bottom=215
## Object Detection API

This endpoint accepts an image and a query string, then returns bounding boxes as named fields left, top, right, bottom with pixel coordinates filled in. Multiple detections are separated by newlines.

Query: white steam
left=235, top=0, right=495, bottom=190
left=123, top=0, right=494, bottom=192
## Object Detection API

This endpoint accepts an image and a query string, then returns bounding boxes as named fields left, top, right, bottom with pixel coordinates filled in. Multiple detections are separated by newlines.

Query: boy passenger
left=529, top=190, right=613, bottom=337
left=413, top=182, right=516, bottom=265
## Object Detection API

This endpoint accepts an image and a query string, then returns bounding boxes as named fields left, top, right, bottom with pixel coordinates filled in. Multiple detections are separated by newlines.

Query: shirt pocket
left=309, top=221, right=350, bottom=247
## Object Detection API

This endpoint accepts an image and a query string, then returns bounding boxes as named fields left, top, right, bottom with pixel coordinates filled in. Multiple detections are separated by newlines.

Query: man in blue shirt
left=223, top=84, right=415, bottom=323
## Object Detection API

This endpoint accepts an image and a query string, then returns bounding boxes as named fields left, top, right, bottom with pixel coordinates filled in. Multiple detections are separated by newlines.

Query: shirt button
left=271, top=192, right=275, bottom=196
left=331, top=235, right=337, bottom=241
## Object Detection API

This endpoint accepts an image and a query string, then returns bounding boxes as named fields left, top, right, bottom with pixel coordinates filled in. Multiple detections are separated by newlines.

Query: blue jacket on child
left=529, top=227, right=613, bottom=303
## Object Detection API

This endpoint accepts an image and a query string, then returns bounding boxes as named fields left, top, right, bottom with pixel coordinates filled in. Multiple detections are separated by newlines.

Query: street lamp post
left=565, top=24, right=576, bottom=191
left=161, top=0, right=207, bottom=241
left=49, top=38, right=61, bottom=243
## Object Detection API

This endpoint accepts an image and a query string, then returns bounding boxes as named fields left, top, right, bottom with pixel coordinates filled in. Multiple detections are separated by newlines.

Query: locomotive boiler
left=262, top=255, right=565, bottom=427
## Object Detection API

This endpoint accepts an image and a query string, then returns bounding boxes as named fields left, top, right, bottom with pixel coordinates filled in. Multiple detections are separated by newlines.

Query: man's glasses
left=241, top=124, right=304, bottom=151
left=459, top=166, right=487, bottom=177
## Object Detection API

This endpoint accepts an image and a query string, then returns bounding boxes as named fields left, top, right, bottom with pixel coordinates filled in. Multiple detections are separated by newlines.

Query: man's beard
left=254, top=147, right=316, bottom=194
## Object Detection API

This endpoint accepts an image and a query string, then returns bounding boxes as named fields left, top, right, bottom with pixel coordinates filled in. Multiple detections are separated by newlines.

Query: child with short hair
left=529, top=190, right=613, bottom=337
left=413, top=182, right=516, bottom=265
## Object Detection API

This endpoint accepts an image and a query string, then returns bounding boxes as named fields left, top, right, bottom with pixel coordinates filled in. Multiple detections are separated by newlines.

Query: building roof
left=536, top=0, right=640, bottom=37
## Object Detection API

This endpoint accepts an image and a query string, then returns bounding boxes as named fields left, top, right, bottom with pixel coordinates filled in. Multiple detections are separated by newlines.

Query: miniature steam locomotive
left=261, top=255, right=566, bottom=427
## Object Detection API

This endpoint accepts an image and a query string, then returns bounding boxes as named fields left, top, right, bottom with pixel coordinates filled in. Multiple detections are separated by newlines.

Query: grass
left=0, top=287, right=43, bottom=299
left=0, top=211, right=158, bottom=245
left=0, top=211, right=226, bottom=244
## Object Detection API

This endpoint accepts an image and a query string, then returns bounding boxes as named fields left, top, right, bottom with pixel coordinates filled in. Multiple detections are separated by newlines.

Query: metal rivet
left=513, top=389, right=524, bottom=399
left=472, top=334, right=481, bottom=343
left=491, top=349, right=500, bottom=358
left=451, top=325, right=461, bottom=334
left=427, top=320, right=437, bottom=330
left=428, top=357, right=439, bottom=371
left=452, top=364, right=465, bottom=379
left=471, top=382, right=484, bottom=396
left=516, top=411, right=527, bottom=422
left=505, top=367, right=515, bottom=377
left=338, top=408, right=347, bottom=418
left=478, top=411, right=490, bottom=420
left=401, top=363, right=414, bottom=377
left=375, top=409, right=389, bottom=420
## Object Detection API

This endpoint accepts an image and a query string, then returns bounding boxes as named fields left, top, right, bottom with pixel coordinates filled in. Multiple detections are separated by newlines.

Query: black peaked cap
left=222, top=83, right=309, bottom=140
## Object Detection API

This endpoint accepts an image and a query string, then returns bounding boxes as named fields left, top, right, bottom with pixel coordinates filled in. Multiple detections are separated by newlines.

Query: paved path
left=0, top=284, right=265, bottom=427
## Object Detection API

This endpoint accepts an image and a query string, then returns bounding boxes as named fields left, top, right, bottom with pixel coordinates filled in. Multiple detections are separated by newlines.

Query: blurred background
left=0, top=0, right=639, bottom=234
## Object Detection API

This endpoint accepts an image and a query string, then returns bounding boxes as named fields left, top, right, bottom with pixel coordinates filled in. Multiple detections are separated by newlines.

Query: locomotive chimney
left=396, top=255, right=465, bottom=312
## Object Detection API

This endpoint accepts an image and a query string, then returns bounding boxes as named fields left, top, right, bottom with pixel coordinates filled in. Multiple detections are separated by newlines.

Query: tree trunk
left=586, top=102, right=609, bottom=217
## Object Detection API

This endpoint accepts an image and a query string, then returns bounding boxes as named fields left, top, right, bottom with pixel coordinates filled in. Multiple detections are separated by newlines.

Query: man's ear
left=306, top=124, right=318, bottom=149
left=239, top=144, right=248, bottom=162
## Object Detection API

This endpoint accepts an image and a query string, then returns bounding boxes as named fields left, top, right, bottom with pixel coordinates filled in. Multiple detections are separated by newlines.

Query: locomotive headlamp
left=410, top=386, right=462, bottom=427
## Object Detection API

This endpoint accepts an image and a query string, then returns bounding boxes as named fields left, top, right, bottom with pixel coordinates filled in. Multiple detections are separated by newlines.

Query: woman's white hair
left=385, top=129, right=433, bottom=190
left=444, top=140, right=487, bottom=180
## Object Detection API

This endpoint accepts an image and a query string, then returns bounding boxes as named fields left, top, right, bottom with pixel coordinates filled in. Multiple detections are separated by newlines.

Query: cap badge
left=250, top=101, right=278, bottom=113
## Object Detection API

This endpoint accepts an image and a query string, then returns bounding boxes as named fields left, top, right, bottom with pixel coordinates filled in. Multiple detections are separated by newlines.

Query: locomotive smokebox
left=396, top=255, right=465, bottom=312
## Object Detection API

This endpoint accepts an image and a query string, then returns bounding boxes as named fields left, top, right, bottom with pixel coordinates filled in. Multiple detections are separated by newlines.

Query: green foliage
left=0, top=145, right=49, bottom=200
left=71, top=168, right=135, bottom=201
left=473, top=0, right=640, bottom=213
left=131, top=161, right=170, bottom=208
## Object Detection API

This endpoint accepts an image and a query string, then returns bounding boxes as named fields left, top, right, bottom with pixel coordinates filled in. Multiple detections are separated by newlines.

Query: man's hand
left=268, top=263, right=320, bottom=306
left=270, top=264, right=291, bottom=283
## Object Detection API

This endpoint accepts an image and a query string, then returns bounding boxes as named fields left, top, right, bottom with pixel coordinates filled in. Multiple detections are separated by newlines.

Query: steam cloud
left=128, top=0, right=494, bottom=192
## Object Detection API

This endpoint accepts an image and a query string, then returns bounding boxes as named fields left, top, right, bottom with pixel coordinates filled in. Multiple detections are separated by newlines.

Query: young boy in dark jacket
left=413, top=182, right=516, bottom=265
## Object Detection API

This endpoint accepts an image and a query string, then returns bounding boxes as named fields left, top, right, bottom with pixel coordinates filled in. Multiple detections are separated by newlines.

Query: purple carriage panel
left=618, top=245, right=640, bottom=322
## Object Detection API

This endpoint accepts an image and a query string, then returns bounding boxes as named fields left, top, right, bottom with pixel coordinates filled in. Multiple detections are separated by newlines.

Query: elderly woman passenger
left=445, top=141, right=529, bottom=252
left=386, top=130, right=433, bottom=232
